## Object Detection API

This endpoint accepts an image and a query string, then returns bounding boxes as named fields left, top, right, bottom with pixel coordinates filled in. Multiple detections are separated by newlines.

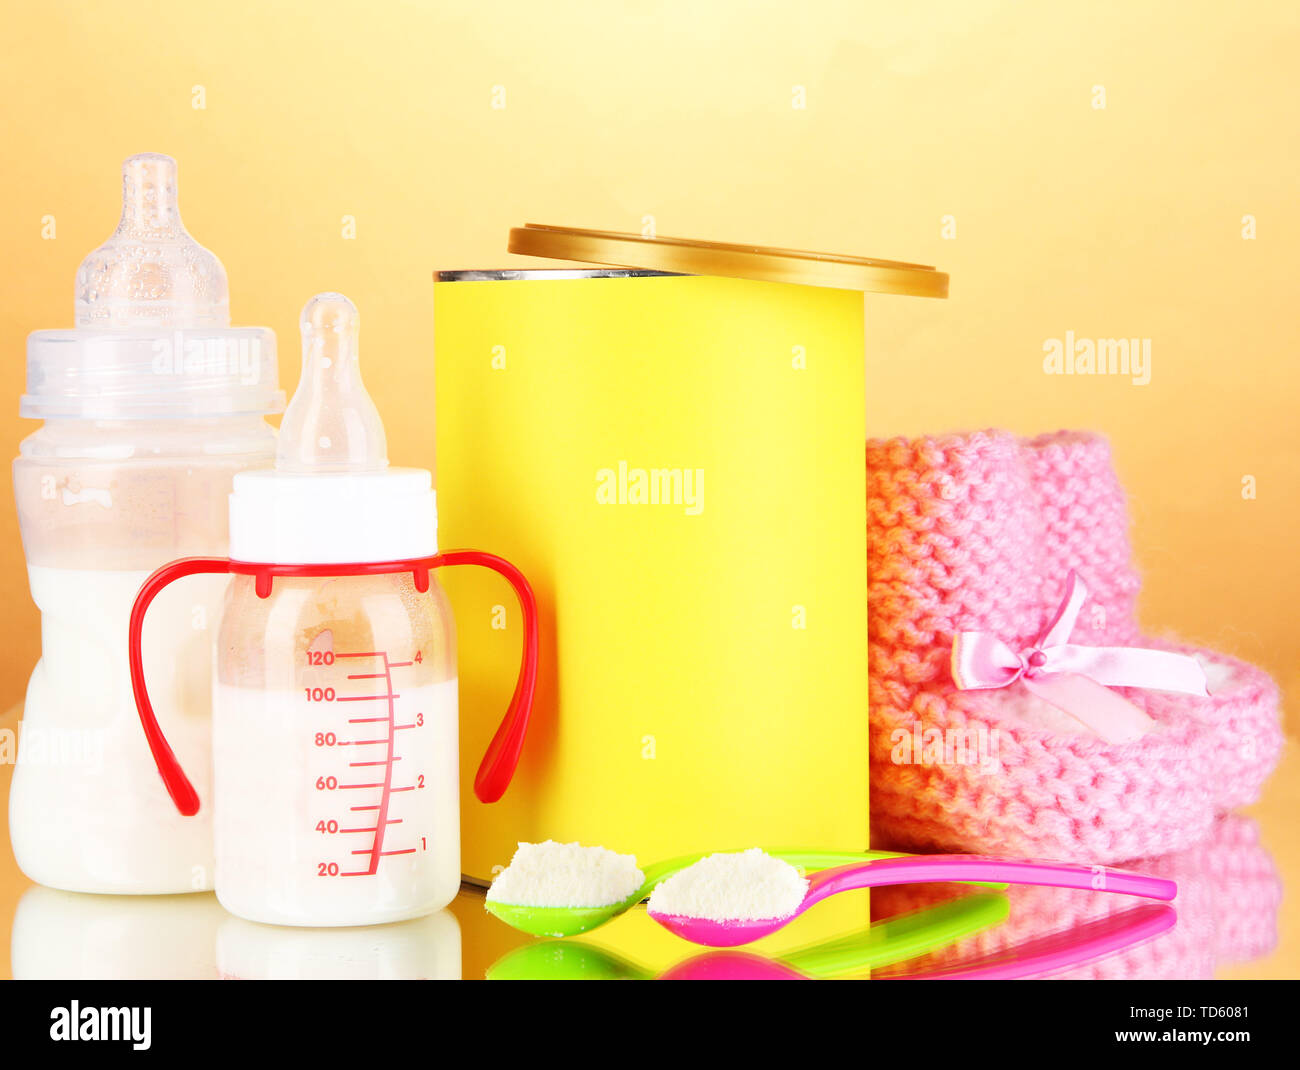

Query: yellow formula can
left=434, top=228, right=947, bottom=896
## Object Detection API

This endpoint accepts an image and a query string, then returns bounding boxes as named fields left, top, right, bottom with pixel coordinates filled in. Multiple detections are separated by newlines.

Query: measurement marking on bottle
left=319, top=649, right=427, bottom=879
left=340, top=819, right=402, bottom=834
left=367, top=653, right=398, bottom=874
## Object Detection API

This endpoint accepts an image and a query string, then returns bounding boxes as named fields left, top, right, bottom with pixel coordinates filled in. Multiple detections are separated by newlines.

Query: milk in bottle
left=10, top=153, right=283, bottom=893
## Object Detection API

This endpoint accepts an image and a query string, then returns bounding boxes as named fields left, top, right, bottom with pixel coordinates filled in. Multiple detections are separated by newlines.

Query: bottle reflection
left=216, top=910, right=461, bottom=980
left=12, top=887, right=464, bottom=980
left=12, top=887, right=226, bottom=979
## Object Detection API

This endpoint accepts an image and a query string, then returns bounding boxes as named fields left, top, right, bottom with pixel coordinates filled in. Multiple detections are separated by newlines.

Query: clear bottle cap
left=276, top=293, right=388, bottom=472
left=230, top=292, right=435, bottom=564
left=76, top=153, right=229, bottom=328
left=23, top=154, right=282, bottom=420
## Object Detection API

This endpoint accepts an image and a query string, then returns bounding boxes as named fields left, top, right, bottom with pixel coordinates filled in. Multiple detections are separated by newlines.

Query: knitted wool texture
left=867, top=430, right=1282, bottom=863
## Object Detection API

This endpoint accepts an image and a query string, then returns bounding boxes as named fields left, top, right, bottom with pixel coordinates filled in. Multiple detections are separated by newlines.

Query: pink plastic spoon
left=648, top=855, right=1177, bottom=948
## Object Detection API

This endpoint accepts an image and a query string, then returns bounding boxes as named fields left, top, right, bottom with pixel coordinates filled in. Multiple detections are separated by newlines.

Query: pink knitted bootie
left=868, top=430, right=1217, bottom=863
left=1021, top=431, right=1283, bottom=810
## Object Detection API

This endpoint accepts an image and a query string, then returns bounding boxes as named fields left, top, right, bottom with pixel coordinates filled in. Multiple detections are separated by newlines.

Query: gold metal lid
left=507, top=224, right=948, bottom=297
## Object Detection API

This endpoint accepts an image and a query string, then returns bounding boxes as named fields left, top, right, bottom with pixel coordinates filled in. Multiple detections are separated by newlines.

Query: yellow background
left=2, top=1, right=1296, bottom=720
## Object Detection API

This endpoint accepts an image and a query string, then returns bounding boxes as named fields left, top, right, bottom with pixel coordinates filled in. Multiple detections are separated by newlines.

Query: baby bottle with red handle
left=129, top=293, right=538, bottom=927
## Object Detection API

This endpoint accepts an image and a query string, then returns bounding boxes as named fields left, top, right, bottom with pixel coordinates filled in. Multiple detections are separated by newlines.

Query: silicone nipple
left=74, top=153, right=230, bottom=328
left=276, top=293, right=388, bottom=473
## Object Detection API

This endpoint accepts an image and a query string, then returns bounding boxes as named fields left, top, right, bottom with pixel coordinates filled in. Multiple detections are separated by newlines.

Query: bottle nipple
left=74, top=153, right=230, bottom=328
left=276, top=293, right=388, bottom=473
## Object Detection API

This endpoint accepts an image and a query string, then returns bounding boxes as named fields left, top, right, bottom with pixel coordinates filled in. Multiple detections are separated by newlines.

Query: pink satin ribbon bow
left=951, top=571, right=1210, bottom=743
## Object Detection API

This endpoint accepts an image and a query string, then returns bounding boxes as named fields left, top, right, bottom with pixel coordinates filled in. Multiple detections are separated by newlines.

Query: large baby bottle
left=129, top=293, right=537, bottom=927
left=11, top=154, right=282, bottom=894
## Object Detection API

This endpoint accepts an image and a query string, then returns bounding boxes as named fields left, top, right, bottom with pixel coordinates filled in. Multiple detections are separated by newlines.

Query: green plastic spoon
left=486, top=891, right=1011, bottom=979
left=484, top=849, right=908, bottom=938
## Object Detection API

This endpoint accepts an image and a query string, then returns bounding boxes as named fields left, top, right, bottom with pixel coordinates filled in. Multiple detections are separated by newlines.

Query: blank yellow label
left=434, top=273, right=869, bottom=892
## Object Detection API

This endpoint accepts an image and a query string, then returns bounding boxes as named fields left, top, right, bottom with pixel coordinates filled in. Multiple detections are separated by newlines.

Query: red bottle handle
left=433, top=550, right=539, bottom=804
left=129, top=557, right=232, bottom=816
left=128, top=550, right=539, bottom=816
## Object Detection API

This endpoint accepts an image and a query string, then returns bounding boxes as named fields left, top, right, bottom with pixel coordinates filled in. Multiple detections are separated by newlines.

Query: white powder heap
left=646, top=847, right=810, bottom=921
left=486, top=841, right=645, bottom=908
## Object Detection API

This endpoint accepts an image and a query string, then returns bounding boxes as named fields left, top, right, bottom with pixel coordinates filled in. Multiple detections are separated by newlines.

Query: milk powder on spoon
left=647, top=847, right=809, bottom=921
left=487, top=841, right=645, bottom=909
